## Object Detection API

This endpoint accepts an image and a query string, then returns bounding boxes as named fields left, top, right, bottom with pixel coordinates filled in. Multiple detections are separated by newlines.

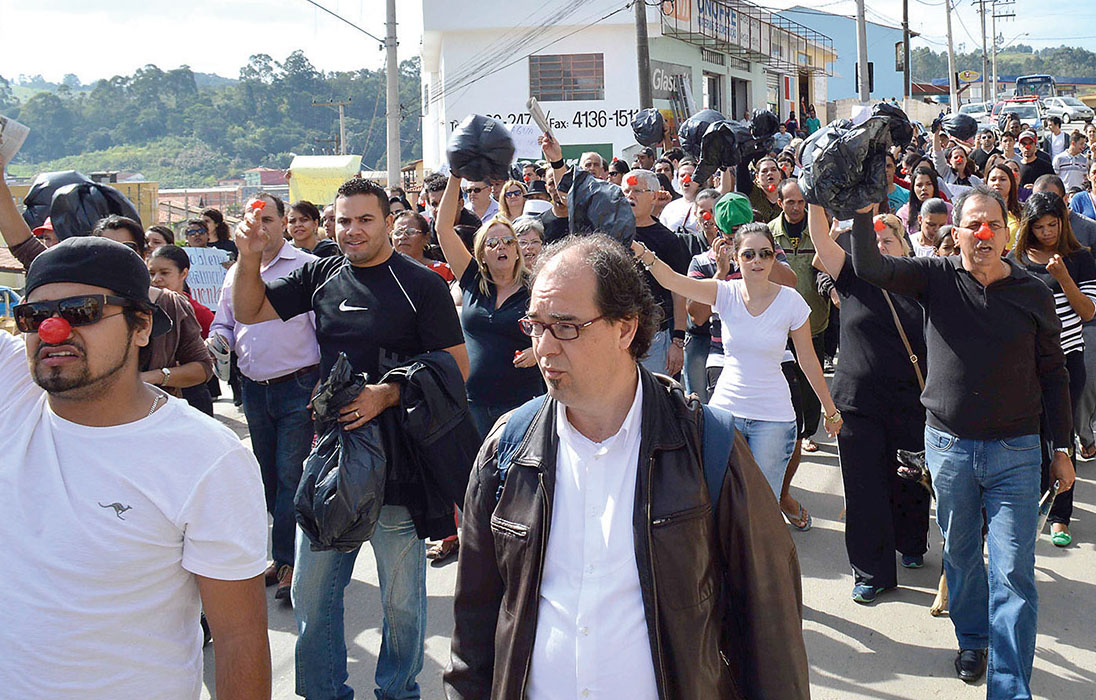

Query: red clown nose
left=626, top=175, right=639, bottom=187
left=973, top=222, right=994, bottom=240
left=681, top=175, right=692, bottom=185
left=38, top=317, right=72, bottom=344
left=873, top=218, right=886, bottom=232
left=701, top=210, right=713, bottom=221
left=767, top=184, right=777, bottom=192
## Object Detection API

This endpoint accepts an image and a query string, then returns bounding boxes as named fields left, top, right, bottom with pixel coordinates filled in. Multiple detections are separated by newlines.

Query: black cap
left=24, top=237, right=173, bottom=337
left=638, top=146, right=655, bottom=157
left=526, top=180, right=549, bottom=195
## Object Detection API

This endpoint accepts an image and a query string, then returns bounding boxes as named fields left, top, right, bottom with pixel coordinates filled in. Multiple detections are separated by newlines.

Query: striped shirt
left=1009, top=249, right=1096, bottom=355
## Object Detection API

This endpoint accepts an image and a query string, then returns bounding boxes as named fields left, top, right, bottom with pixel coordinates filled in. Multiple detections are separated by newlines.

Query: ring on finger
left=354, top=409, right=361, bottom=419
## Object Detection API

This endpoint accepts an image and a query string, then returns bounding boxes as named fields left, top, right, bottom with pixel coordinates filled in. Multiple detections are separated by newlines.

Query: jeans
left=639, top=328, right=670, bottom=375
left=925, top=425, right=1041, bottom=700
left=733, top=416, right=798, bottom=498
left=240, top=367, right=319, bottom=567
left=292, top=507, right=427, bottom=700
left=683, top=333, right=710, bottom=402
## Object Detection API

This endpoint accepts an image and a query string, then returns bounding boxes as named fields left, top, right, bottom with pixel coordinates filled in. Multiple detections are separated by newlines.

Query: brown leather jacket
left=445, top=369, right=809, bottom=700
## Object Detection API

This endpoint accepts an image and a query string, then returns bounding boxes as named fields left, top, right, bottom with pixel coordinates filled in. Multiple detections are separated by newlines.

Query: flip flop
left=802, top=438, right=819, bottom=453
left=782, top=503, right=813, bottom=531
left=1051, top=530, right=1072, bottom=547
left=1081, top=444, right=1096, bottom=460
left=426, top=538, right=460, bottom=561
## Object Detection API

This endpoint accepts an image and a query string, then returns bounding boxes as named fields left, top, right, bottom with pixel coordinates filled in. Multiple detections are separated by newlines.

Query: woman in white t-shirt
left=634, top=223, right=843, bottom=497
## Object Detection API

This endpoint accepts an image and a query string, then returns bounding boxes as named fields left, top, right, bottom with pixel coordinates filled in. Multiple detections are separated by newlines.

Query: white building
left=421, top=0, right=834, bottom=171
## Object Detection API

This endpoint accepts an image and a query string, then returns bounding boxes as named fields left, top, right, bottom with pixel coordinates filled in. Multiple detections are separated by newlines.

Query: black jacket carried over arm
left=380, top=350, right=481, bottom=540
left=848, top=212, right=1072, bottom=446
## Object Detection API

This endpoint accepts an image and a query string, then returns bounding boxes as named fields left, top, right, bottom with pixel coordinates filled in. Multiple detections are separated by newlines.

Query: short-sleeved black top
left=458, top=265, right=544, bottom=407
left=539, top=209, right=570, bottom=245
left=829, top=235, right=927, bottom=414
left=637, top=222, right=691, bottom=331
left=265, top=251, right=465, bottom=378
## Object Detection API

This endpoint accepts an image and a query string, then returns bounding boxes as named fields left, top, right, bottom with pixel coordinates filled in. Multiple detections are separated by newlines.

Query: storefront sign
left=651, top=60, right=693, bottom=101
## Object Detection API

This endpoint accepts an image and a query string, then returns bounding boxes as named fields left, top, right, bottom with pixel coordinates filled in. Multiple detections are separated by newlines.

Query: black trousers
left=1040, top=349, right=1085, bottom=525
left=837, top=402, right=931, bottom=588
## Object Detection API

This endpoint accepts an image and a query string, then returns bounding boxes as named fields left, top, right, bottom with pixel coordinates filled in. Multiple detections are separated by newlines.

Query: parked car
left=997, top=99, right=1044, bottom=136
left=959, top=101, right=991, bottom=123
left=1042, top=96, right=1095, bottom=124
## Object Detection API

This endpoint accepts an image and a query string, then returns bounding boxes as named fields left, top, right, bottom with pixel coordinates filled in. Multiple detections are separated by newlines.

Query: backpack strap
left=495, top=395, right=548, bottom=501
left=700, top=404, right=736, bottom=510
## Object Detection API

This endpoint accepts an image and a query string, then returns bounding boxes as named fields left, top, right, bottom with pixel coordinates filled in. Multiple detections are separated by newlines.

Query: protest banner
left=183, top=247, right=230, bottom=307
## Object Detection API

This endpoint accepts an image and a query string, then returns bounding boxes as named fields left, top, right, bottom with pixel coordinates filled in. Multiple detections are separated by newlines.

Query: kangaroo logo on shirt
left=99, top=502, right=133, bottom=520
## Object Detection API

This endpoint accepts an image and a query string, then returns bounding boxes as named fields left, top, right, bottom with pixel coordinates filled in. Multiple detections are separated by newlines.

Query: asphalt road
left=201, top=395, right=1095, bottom=700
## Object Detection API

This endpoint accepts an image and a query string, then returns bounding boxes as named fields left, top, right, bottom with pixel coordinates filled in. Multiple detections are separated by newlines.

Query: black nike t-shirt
left=265, top=251, right=465, bottom=378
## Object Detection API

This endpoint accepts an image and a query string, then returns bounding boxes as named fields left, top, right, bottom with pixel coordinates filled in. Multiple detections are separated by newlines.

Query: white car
left=959, top=101, right=991, bottom=123
left=1042, top=96, right=1094, bottom=124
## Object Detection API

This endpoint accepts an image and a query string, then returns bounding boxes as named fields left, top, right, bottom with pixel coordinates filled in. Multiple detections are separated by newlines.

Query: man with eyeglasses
left=462, top=179, right=498, bottom=222
left=851, top=185, right=1074, bottom=694
left=445, top=233, right=808, bottom=700
left=0, top=236, right=271, bottom=699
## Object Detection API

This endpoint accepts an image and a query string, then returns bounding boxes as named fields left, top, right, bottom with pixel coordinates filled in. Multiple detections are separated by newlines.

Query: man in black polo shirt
left=622, top=168, right=690, bottom=377
left=851, top=185, right=1074, bottom=696
left=232, top=177, right=468, bottom=700
left=1018, top=130, right=1055, bottom=191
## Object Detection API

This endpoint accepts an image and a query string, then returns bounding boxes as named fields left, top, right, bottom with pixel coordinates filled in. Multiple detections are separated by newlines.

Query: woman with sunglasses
left=147, top=245, right=217, bottom=416
left=633, top=223, right=842, bottom=498
left=807, top=205, right=931, bottom=603
left=497, top=179, right=527, bottom=220
left=0, top=164, right=213, bottom=397
left=1007, top=192, right=1096, bottom=548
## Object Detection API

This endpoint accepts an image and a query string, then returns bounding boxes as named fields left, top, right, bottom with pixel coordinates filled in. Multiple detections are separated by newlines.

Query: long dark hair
left=149, top=244, right=193, bottom=294
left=201, top=208, right=230, bottom=242
left=985, top=162, right=1021, bottom=217
left=907, top=167, right=941, bottom=233
left=1015, top=191, right=1081, bottom=259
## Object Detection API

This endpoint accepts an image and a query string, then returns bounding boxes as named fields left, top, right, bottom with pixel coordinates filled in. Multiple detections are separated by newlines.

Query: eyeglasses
left=14, top=294, right=139, bottom=333
left=462, top=186, right=487, bottom=195
left=484, top=236, right=517, bottom=249
left=739, top=248, right=775, bottom=261
left=504, top=190, right=525, bottom=199
left=517, top=238, right=542, bottom=249
left=519, top=315, right=605, bottom=340
left=392, top=228, right=426, bottom=239
left=185, top=229, right=208, bottom=237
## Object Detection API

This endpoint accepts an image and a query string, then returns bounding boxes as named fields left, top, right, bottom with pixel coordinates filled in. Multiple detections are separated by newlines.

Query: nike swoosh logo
left=339, top=300, right=370, bottom=312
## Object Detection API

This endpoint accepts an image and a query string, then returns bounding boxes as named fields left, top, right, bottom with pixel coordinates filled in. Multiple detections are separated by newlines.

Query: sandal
left=426, top=537, right=460, bottom=561
left=1050, top=529, right=1072, bottom=547
left=1081, top=444, right=1096, bottom=460
left=782, top=503, right=813, bottom=531
left=802, top=438, right=819, bottom=453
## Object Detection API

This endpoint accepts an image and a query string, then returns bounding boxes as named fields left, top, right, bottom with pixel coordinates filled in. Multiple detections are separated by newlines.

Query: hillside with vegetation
left=912, top=44, right=1096, bottom=86
left=0, top=52, right=423, bottom=187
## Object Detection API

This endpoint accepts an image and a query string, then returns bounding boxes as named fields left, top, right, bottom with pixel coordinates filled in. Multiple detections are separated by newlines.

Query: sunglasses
left=519, top=315, right=605, bottom=340
left=739, top=248, right=775, bottom=261
left=484, top=236, right=517, bottom=249
left=504, top=190, right=525, bottom=199
left=462, top=186, right=487, bottom=195
left=14, top=294, right=140, bottom=333
left=185, top=229, right=208, bottom=237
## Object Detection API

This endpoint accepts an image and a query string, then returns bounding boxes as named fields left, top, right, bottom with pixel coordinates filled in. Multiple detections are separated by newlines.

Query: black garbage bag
left=940, top=112, right=978, bottom=142
left=871, top=102, right=914, bottom=147
left=295, top=353, right=387, bottom=553
left=678, top=108, right=725, bottom=159
left=631, top=108, right=665, bottom=147
left=797, top=116, right=894, bottom=219
left=568, top=169, right=635, bottom=246
left=446, top=114, right=515, bottom=183
left=20, top=170, right=93, bottom=230
left=49, top=182, right=141, bottom=240
left=695, top=121, right=745, bottom=184
left=749, top=109, right=780, bottom=139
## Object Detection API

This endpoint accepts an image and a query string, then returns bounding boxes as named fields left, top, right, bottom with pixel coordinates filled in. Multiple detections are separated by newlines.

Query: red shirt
left=184, top=291, right=214, bottom=339
left=428, top=260, right=455, bottom=282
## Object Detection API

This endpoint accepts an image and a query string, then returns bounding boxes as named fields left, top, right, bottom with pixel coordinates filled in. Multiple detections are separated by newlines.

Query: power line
left=299, top=0, right=385, bottom=45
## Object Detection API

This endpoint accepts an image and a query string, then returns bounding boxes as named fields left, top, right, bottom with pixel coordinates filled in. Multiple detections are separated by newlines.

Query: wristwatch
left=159, top=367, right=172, bottom=386
left=1054, top=447, right=1070, bottom=455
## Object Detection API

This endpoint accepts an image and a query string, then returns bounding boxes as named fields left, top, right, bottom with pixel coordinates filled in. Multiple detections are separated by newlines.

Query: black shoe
left=954, top=648, right=987, bottom=683
left=200, top=612, right=212, bottom=647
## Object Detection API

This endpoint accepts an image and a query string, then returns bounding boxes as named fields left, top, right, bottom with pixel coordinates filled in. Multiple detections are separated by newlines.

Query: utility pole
left=385, top=0, right=401, bottom=190
left=855, top=0, right=870, bottom=102
left=313, top=99, right=352, bottom=154
left=978, top=0, right=988, bottom=103
left=993, top=1, right=1016, bottom=103
left=635, top=0, right=653, bottom=109
left=945, top=0, right=959, bottom=109
left=902, top=0, right=911, bottom=100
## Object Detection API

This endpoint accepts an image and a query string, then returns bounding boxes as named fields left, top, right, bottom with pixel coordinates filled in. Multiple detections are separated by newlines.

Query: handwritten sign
left=183, top=247, right=230, bottom=308
left=508, top=123, right=543, bottom=160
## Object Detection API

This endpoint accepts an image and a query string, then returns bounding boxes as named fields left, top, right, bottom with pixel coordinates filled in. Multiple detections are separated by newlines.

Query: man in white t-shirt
left=0, top=237, right=270, bottom=700
left=1053, top=130, right=1090, bottom=193
left=658, top=159, right=702, bottom=231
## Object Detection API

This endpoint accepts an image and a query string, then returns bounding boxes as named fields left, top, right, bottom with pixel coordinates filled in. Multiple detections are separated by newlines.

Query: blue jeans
left=240, top=367, right=319, bottom=567
left=925, top=425, right=1041, bottom=700
left=640, top=328, right=671, bottom=375
left=733, top=416, right=797, bottom=498
left=683, top=333, right=710, bottom=402
left=292, top=507, right=427, bottom=700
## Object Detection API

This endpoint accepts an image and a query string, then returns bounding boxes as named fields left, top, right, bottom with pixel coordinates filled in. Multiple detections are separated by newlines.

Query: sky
left=1, top=0, right=1094, bottom=85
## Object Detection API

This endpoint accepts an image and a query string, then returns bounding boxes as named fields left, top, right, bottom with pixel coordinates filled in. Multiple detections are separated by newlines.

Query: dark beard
left=34, top=328, right=134, bottom=399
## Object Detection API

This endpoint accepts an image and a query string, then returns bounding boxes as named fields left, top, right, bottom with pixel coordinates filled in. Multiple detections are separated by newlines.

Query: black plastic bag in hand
left=695, top=121, right=745, bottom=184
left=940, top=112, right=978, bottom=142
left=568, top=169, right=635, bottom=246
left=49, top=182, right=142, bottom=240
left=295, top=353, right=387, bottom=553
left=446, top=114, right=515, bottom=182
left=749, top=109, right=780, bottom=139
left=20, top=170, right=93, bottom=230
left=678, top=108, right=725, bottom=159
left=631, top=108, right=665, bottom=147
left=797, top=116, right=893, bottom=219
left=871, top=102, right=914, bottom=148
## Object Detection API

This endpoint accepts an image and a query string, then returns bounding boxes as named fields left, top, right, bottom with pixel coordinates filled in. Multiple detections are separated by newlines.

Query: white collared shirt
left=527, top=371, right=658, bottom=700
